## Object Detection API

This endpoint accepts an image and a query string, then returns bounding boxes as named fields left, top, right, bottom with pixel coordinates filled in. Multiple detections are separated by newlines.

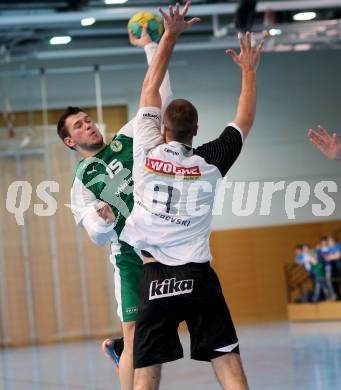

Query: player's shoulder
left=72, top=159, right=85, bottom=184
left=109, top=133, right=133, bottom=151
left=72, top=152, right=106, bottom=187
left=113, top=133, right=133, bottom=143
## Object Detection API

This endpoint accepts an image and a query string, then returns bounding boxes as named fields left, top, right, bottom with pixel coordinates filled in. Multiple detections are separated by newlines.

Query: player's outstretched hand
left=129, top=24, right=153, bottom=48
left=226, top=32, right=264, bottom=72
left=308, top=126, right=341, bottom=161
left=96, top=201, right=116, bottom=224
left=159, top=1, right=200, bottom=38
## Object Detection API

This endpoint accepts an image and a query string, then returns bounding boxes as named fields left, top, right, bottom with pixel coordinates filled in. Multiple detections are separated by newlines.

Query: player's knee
left=134, top=366, right=161, bottom=390
left=122, top=321, right=136, bottom=347
left=212, top=352, right=248, bottom=387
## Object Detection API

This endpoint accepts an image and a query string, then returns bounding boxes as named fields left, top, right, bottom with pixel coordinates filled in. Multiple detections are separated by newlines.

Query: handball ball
left=128, top=11, right=164, bottom=43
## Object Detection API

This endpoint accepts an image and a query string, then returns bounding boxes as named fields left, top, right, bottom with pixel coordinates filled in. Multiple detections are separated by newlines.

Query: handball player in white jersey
left=121, top=2, right=264, bottom=389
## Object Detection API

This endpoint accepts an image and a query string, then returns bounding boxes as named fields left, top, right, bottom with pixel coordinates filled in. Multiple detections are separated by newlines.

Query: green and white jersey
left=71, top=133, right=136, bottom=259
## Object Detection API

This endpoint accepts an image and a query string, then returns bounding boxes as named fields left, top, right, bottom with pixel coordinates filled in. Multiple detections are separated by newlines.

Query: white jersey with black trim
left=121, top=107, right=243, bottom=266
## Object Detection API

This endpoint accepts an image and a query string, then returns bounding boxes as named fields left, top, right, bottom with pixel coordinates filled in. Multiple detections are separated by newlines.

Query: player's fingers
left=308, top=129, right=321, bottom=141
left=175, top=2, right=180, bottom=16
left=309, top=131, right=326, bottom=147
left=181, top=0, right=191, bottom=17
left=128, top=29, right=135, bottom=42
left=245, top=31, right=251, bottom=50
left=141, top=23, right=149, bottom=37
left=317, top=125, right=331, bottom=141
left=307, top=129, right=315, bottom=138
left=97, top=206, right=106, bottom=216
left=169, top=5, right=174, bottom=17
left=331, top=133, right=337, bottom=144
left=159, top=7, right=168, bottom=20
left=96, top=201, right=107, bottom=210
left=308, top=130, right=321, bottom=142
left=186, top=17, right=201, bottom=27
left=238, top=32, right=245, bottom=52
left=226, top=49, right=239, bottom=63
left=332, top=132, right=339, bottom=144
left=310, top=138, right=325, bottom=151
left=257, top=39, right=265, bottom=52
left=97, top=208, right=104, bottom=218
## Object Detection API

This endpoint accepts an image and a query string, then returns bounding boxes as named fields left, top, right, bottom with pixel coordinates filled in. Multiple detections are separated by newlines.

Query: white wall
left=4, top=48, right=341, bottom=229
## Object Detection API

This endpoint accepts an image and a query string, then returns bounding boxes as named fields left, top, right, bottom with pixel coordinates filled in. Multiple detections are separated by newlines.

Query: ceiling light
left=49, top=36, right=72, bottom=45
left=104, top=0, right=128, bottom=4
left=293, top=12, right=316, bottom=21
left=269, top=28, right=282, bottom=36
left=81, top=18, right=96, bottom=27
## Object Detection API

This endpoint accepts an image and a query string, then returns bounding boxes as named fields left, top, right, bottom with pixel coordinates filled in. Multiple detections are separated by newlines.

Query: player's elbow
left=144, top=83, right=158, bottom=99
left=142, top=77, right=151, bottom=92
left=234, top=118, right=254, bottom=138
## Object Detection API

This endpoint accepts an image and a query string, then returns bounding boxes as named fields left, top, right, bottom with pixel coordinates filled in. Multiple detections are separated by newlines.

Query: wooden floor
left=1, top=321, right=341, bottom=389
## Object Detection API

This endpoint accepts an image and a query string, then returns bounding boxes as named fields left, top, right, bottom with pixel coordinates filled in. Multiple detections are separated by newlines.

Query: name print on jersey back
left=145, top=157, right=201, bottom=179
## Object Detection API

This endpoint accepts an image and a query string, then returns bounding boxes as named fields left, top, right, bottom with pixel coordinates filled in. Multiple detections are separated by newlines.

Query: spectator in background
left=303, top=244, right=334, bottom=302
left=296, top=244, right=312, bottom=274
left=295, top=244, right=313, bottom=302
left=319, top=237, right=337, bottom=301
left=325, top=236, right=341, bottom=266
left=325, top=236, right=341, bottom=298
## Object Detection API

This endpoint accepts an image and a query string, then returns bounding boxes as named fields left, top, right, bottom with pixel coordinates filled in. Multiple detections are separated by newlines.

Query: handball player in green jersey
left=57, top=25, right=173, bottom=390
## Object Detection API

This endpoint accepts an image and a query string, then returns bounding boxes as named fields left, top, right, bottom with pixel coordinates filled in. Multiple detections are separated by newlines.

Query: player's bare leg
left=119, top=321, right=135, bottom=390
left=134, top=365, right=162, bottom=390
left=212, top=353, right=249, bottom=390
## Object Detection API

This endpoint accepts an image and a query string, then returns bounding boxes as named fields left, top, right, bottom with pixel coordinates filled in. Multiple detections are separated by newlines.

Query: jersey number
left=152, top=184, right=181, bottom=214
left=106, top=159, right=123, bottom=179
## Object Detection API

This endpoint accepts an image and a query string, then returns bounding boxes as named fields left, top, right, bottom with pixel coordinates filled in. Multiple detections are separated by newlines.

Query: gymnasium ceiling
left=0, top=1, right=341, bottom=70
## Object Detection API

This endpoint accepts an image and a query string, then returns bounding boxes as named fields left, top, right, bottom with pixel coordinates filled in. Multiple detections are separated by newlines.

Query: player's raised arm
left=132, top=2, right=200, bottom=156
left=118, top=23, right=175, bottom=139
left=227, top=32, right=264, bottom=139
left=193, top=32, right=264, bottom=177
left=129, top=24, right=174, bottom=112
left=308, top=126, right=341, bottom=161
left=139, top=1, right=200, bottom=109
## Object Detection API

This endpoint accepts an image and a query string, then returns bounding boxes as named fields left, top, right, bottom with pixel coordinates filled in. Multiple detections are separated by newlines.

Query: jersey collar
left=167, top=140, right=193, bottom=153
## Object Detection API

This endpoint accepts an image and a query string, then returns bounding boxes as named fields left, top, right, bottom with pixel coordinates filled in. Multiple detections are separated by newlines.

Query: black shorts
left=133, top=261, right=239, bottom=369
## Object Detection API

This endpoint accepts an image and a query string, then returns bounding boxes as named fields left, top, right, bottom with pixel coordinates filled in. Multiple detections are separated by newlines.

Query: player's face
left=64, top=112, right=103, bottom=151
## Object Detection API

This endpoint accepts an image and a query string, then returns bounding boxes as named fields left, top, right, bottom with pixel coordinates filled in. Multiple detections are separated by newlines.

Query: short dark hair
left=320, top=236, right=328, bottom=242
left=164, top=99, right=198, bottom=144
left=57, top=106, right=85, bottom=150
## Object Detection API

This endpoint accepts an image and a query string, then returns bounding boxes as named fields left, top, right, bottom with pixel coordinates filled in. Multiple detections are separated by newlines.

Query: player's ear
left=193, top=125, right=198, bottom=137
left=64, top=136, right=77, bottom=149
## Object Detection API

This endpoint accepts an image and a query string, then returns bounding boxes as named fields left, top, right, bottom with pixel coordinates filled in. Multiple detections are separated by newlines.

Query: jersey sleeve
left=133, top=106, right=163, bottom=158
left=117, top=118, right=134, bottom=138
left=70, top=176, right=116, bottom=246
left=193, top=123, right=243, bottom=177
